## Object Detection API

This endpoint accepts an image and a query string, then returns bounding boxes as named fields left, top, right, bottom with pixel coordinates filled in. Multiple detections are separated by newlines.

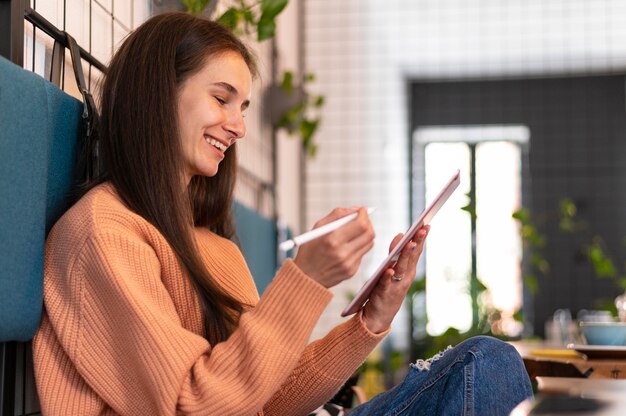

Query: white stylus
left=279, top=207, right=376, bottom=252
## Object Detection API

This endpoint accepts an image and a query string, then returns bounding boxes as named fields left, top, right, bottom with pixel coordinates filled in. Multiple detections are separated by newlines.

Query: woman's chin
left=199, top=166, right=220, bottom=178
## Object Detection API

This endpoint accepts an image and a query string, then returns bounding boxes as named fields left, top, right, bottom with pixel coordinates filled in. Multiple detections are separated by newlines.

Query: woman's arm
left=43, top=228, right=333, bottom=416
left=263, top=312, right=389, bottom=416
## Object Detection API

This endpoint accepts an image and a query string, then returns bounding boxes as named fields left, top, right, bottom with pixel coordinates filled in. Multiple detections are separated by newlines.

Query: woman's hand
left=294, top=207, right=375, bottom=288
left=361, top=225, right=429, bottom=333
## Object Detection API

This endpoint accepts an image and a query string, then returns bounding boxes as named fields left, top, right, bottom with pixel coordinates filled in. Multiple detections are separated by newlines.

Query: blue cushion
left=233, top=203, right=278, bottom=295
left=0, top=56, right=81, bottom=341
left=44, top=78, right=81, bottom=233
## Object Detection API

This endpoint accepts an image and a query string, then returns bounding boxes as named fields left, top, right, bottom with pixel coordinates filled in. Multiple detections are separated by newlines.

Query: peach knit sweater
left=33, top=183, right=387, bottom=416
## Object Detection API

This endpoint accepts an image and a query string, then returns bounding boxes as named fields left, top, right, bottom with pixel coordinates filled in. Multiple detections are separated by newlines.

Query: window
left=414, top=125, right=528, bottom=336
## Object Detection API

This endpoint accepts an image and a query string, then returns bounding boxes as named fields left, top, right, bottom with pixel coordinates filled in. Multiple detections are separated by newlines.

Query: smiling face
left=176, top=51, right=252, bottom=184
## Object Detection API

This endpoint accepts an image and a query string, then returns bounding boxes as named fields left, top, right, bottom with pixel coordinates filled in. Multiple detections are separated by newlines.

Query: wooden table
left=510, top=340, right=626, bottom=380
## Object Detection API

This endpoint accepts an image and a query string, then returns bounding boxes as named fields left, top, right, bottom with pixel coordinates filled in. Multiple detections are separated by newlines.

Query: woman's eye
left=215, top=96, right=226, bottom=105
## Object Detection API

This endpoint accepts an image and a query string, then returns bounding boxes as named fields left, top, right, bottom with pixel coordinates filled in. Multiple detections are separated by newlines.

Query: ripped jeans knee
left=348, top=336, right=533, bottom=416
left=410, top=345, right=453, bottom=372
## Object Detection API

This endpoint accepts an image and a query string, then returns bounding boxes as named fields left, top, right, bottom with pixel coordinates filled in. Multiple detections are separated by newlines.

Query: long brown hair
left=83, top=12, right=258, bottom=345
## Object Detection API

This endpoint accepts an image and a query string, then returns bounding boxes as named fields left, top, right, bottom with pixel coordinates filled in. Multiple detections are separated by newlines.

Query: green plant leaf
left=307, top=143, right=318, bottom=157
left=470, top=275, right=487, bottom=293
left=260, top=0, right=289, bottom=19
left=558, top=198, right=579, bottom=233
left=460, top=192, right=476, bottom=219
left=522, top=224, right=545, bottom=248
left=560, top=198, right=577, bottom=218
left=278, top=101, right=306, bottom=131
left=305, top=72, right=315, bottom=82
left=217, top=8, right=242, bottom=30
left=460, top=203, right=476, bottom=218
left=587, top=241, right=617, bottom=278
left=524, top=274, right=539, bottom=294
left=512, top=209, right=529, bottom=223
left=531, top=254, right=549, bottom=274
left=593, top=298, right=618, bottom=316
left=242, top=8, right=255, bottom=24
left=299, top=118, right=319, bottom=141
left=275, top=67, right=323, bottom=158
left=281, top=71, right=294, bottom=93
left=277, top=114, right=295, bottom=132
left=181, top=0, right=211, bottom=15
left=559, top=217, right=575, bottom=233
left=301, top=121, right=319, bottom=157
left=257, top=16, right=277, bottom=40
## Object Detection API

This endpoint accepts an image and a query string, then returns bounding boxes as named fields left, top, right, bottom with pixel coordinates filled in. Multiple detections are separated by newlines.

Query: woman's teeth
left=206, top=137, right=227, bottom=151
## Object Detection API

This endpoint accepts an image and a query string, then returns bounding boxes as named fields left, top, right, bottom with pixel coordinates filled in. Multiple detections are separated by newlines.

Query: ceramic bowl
left=580, top=321, right=626, bottom=346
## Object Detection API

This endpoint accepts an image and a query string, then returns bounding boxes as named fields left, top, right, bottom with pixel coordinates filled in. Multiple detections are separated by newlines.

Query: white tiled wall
left=304, top=0, right=626, bottom=346
left=27, top=0, right=150, bottom=100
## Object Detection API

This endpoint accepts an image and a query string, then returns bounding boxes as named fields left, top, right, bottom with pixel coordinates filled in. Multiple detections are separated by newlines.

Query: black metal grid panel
left=25, top=0, right=140, bottom=93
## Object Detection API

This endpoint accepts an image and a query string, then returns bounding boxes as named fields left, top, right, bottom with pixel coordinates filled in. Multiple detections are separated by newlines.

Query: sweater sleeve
left=263, top=312, right=389, bottom=416
left=45, top=228, right=333, bottom=416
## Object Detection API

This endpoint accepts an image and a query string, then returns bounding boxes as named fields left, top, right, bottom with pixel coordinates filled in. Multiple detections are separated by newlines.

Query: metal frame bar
left=0, top=0, right=25, bottom=65
left=0, top=1, right=106, bottom=74
left=24, top=7, right=107, bottom=73
left=49, top=40, right=63, bottom=86
left=1, top=342, right=17, bottom=416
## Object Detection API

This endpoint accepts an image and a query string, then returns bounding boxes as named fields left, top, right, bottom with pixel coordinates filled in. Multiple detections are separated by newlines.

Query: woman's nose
left=225, top=111, right=246, bottom=140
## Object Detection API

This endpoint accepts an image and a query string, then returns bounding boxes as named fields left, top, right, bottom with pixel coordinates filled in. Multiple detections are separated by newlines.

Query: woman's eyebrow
left=213, top=81, right=237, bottom=94
left=212, top=82, right=250, bottom=109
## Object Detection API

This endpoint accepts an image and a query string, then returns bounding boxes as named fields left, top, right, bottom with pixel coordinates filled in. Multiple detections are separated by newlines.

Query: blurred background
left=4, top=0, right=626, bottom=409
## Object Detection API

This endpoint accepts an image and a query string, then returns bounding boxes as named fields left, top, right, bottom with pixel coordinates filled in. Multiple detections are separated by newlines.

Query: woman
left=33, top=12, right=532, bottom=416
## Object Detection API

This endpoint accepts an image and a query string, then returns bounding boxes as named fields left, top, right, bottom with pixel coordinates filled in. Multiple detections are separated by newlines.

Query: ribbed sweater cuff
left=268, top=259, right=333, bottom=309
left=249, top=260, right=333, bottom=345
left=309, top=311, right=389, bottom=381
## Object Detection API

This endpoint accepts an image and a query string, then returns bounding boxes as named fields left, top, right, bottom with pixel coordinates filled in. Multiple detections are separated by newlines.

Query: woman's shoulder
left=75, top=182, right=127, bottom=214
left=49, top=183, right=154, bottom=244
left=194, top=226, right=241, bottom=256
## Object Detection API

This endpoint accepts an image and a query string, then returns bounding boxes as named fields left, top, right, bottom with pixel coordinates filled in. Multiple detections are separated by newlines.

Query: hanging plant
left=274, top=71, right=324, bottom=157
left=179, top=0, right=288, bottom=41
left=180, top=0, right=213, bottom=15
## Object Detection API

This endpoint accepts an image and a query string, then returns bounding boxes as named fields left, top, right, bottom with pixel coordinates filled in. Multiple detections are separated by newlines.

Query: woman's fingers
left=311, top=208, right=373, bottom=247
left=390, top=242, right=416, bottom=281
left=312, top=207, right=360, bottom=228
left=360, top=225, right=430, bottom=333
left=390, top=225, right=429, bottom=280
left=332, top=208, right=375, bottom=244
left=388, top=233, right=404, bottom=252
left=294, top=207, right=375, bottom=288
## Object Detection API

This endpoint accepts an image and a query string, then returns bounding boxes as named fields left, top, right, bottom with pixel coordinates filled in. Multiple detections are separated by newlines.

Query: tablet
left=341, top=169, right=461, bottom=317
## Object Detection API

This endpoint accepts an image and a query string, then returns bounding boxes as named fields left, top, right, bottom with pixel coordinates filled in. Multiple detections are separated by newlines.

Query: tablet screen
left=341, top=169, right=461, bottom=317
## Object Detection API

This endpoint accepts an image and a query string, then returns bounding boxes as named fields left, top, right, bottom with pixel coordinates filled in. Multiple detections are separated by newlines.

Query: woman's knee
left=457, top=335, right=516, bottom=355
left=455, top=336, right=525, bottom=368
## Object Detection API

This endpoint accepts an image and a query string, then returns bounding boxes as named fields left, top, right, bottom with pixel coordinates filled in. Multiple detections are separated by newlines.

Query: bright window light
left=417, top=125, right=527, bottom=336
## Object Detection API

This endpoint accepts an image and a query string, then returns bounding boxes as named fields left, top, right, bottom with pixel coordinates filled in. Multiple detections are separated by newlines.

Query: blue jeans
left=349, top=336, right=533, bottom=416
